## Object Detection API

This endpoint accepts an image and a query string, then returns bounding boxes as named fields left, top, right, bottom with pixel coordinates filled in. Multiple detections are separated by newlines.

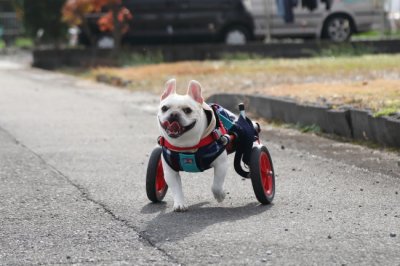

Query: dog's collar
left=158, top=133, right=217, bottom=152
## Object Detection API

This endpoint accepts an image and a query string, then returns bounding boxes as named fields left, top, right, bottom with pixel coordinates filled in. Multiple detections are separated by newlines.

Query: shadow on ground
left=140, top=201, right=272, bottom=244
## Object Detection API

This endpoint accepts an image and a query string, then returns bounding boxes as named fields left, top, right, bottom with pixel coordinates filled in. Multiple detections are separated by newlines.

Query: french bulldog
left=158, top=79, right=228, bottom=212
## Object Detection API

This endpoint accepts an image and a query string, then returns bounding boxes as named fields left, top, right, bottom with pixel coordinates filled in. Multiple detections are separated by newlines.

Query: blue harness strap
left=211, top=104, right=235, bottom=131
left=162, top=140, right=226, bottom=172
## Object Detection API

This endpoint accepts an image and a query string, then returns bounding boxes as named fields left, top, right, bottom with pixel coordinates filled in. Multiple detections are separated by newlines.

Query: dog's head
left=158, top=79, right=208, bottom=147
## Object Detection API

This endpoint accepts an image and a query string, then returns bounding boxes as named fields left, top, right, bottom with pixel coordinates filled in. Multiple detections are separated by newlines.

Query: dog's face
left=158, top=79, right=207, bottom=147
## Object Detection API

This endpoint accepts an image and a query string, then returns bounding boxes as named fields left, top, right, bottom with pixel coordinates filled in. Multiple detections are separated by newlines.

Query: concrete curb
left=207, top=93, right=400, bottom=148
left=33, top=39, right=400, bottom=69
left=350, top=109, right=400, bottom=147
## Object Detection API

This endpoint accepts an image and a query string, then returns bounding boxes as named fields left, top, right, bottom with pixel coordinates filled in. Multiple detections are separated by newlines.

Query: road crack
left=0, top=126, right=182, bottom=266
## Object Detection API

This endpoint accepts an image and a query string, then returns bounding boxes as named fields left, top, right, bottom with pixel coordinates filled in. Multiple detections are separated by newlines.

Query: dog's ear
left=161, top=78, right=176, bottom=100
left=187, top=80, right=204, bottom=104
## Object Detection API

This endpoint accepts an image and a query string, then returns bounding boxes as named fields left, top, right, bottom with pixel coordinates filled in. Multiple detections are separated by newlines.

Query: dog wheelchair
left=146, top=103, right=275, bottom=205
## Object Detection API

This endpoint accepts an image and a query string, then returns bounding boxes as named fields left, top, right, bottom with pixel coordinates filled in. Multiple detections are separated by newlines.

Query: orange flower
left=97, top=7, right=132, bottom=33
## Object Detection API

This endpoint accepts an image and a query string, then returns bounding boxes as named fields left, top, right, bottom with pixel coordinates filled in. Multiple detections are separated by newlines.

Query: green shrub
left=15, top=37, right=33, bottom=48
left=221, top=52, right=263, bottom=61
left=296, top=123, right=322, bottom=133
left=317, top=44, right=373, bottom=57
left=118, top=51, right=164, bottom=66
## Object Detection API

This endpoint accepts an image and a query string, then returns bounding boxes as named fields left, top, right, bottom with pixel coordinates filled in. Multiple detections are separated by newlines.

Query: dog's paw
left=212, top=187, right=226, bottom=203
left=173, top=203, right=188, bottom=212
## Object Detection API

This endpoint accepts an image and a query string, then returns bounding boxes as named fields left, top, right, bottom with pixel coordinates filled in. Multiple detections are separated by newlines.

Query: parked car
left=386, top=0, right=400, bottom=33
left=80, top=0, right=255, bottom=46
left=243, top=0, right=382, bottom=42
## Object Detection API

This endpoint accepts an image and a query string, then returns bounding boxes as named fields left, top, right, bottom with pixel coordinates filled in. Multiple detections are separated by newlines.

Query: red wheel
left=249, top=145, right=275, bottom=204
left=146, top=147, right=168, bottom=202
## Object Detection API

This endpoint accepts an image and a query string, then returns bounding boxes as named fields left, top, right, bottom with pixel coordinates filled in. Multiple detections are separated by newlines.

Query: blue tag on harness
left=179, top=154, right=201, bottom=172
left=218, top=113, right=234, bottom=130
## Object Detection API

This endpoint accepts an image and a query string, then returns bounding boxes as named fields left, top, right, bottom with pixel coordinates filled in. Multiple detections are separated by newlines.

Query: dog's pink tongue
left=168, top=121, right=181, bottom=134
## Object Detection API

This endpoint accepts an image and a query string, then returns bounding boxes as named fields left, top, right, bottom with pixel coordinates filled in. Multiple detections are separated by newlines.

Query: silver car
left=244, top=0, right=383, bottom=42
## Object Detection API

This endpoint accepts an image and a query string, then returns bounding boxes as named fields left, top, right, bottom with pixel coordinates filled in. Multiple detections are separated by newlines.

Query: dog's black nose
left=169, top=112, right=180, bottom=121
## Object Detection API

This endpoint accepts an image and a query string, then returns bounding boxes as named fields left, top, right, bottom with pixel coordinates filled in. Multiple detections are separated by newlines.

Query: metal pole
left=263, top=0, right=272, bottom=43
left=381, top=0, right=388, bottom=37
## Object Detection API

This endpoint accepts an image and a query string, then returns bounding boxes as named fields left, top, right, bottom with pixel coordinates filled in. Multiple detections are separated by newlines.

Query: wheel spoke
left=327, top=17, right=351, bottom=42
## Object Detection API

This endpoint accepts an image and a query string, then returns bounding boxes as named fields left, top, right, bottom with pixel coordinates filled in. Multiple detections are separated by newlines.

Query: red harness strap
left=158, top=118, right=227, bottom=152
left=158, top=134, right=215, bottom=152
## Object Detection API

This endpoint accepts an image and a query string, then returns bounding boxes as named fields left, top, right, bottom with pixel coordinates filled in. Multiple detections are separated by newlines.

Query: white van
left=386, top=0, right=400, bottom=33
left=243, top=0, right=383, bottom=42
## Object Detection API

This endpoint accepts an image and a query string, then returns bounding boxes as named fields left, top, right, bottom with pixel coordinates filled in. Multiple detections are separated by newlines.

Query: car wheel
left=223, top=26, right=250, bottom=45
left=323, top=15, right=353, bottom=42
left=97, top=35, right=114, bottom=49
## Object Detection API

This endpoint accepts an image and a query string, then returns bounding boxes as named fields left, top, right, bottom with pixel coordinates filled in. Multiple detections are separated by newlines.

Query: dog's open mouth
left=160, top=120, right=196, bottom=138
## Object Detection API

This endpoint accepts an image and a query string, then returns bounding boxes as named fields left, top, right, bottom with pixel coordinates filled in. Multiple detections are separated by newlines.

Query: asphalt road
left=0, top=62, right=399, bottom=265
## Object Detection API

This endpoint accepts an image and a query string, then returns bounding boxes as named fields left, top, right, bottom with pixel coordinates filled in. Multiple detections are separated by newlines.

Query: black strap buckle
left=157, top=136, right=165, bottom=146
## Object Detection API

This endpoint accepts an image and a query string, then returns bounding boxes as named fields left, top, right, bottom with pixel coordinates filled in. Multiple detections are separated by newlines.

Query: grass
left=79, top=54, right=400, bottom=114
left=15, top=37, right=34, bottom=49
left=92, top=54, right=400, bottom=81
left=317, top=43, right=374, bottom=57
left=373, top=99, right=400, bottom=117
left=221, top=52, right=264, bottom=60
left=296, top=124, right=322, bottom=133
left=374, top=107, right=398, bottom=117
left=0, top=37, right=33, bottom=50
left=117, top=51, right=164, bottom=66
left=352, top=30, right=400, bottom=40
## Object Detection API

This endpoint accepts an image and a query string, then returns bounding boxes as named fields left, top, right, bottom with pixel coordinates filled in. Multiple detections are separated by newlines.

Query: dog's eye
left=161, top=105, right=169, bottom=112
left=182, top=107, right=192, bottom=114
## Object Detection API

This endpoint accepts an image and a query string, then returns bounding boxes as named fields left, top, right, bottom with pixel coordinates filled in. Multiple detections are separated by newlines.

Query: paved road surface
left=0, top=62, right=399, bottom=265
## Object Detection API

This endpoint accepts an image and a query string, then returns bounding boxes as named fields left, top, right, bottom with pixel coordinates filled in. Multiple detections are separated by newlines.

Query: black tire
left=322, top=15, right=353, bottom=42
left=222, top=25, right=251, bottom=45
left=146, top=147, right=168, bottom=203
left=96, top=35, right=115, bottom=49
left=249, top=145, right=275, bottom=204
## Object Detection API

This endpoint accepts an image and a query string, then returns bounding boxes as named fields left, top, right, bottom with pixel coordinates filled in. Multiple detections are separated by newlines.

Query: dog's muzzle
left=160, top=119, right=196, bottom=138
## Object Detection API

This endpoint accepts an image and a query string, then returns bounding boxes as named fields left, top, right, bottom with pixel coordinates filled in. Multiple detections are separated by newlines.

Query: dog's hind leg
left=211, top=151, right=228, bottom=203
left=161, top=156, right=187, bottom=212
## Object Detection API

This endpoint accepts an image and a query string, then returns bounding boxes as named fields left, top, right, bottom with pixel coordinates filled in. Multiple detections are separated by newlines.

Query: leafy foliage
left=97, top=6, right=132, bottom=33
left=62, top=0, right=132, bottom=49
left=62, top=0, right=102, bottom=26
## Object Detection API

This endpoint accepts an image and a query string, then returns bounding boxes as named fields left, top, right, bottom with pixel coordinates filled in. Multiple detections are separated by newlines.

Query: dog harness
left=158, top=104, right=235, bottom=172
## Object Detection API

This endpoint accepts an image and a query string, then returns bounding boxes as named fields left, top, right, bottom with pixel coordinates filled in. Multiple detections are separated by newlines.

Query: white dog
left=157, top=79, right=228, bottom=212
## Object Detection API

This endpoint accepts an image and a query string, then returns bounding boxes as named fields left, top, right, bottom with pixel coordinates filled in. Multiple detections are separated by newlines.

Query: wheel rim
left=327, top=17, right=351, bottom=42
left=155, top=159, right=167, bottom=198
left=97, top=36, right=114, bottom=49
left=260, top=152, right=273, bottom=197
left=225, top=30, right=246, bottom=45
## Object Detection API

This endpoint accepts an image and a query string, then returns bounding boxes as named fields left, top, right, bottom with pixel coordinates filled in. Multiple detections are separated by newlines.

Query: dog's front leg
left=210, top=151, right=228, bottom=203
left=161, top=156, right=187, bottom=212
